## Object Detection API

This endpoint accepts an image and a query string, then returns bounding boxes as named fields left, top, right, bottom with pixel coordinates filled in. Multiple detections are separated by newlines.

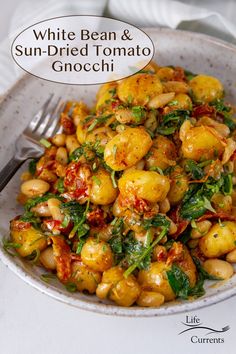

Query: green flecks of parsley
left=142, top=214, right=171, bottom=230
left=124, top=227, right=169, bottom=278
left=184, top=159, right=205, bottom=180
left=19, top=211, right=41, bottom=229
left=69, top=141, right=104, bottom=162
left=86, top=114, right=113, bottom=132
left=156, top=110, right=191, bottom=135
left=40, top=273, right=57, bottom=283
left=111, top=170, right=118, bottom=188
left=210, top=99, right=236, bottom=130
left=184, top=69, right=197, bottom=81
left=109, top=218, right=124, bottom=256
left=24, top=193, right=63, bottom=212
left=2, top=237, right=21, bottom=257
left=28, top=159, right=37, bottom=175
left=92, top=176, right=101, bottom=186
left=65, top=282, right=77, bottom=292
left=149, top=166, right=164, bottom=175
left=60, top=200, right=90, bottom=239
left=57, top=178, right=65, bottom=193
left=131, top=106, right=146, bottom=123
left=180, top=173, right=232, bottom=220
left=166, top=258, right=222, bottom=301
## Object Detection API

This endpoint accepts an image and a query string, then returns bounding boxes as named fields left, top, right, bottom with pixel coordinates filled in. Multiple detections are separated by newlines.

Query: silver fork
left=0, top=94, right=63, bottom=192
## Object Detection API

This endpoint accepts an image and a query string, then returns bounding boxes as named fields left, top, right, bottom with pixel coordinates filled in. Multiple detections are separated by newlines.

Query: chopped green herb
left=149, top=166, right=164, bottom=175
left=2, top=238, right=21, bottom=257
left=184, top=159, right=205, bottom=180
left=210, top=99, right=236, bottom=130
left=168, top=100, right=178, bottom=106
left=25, top=194, right=63, bottom=212
left=40, top=273, right=57, bottom=283
left=92, top=175, right=101, bottom=186
left=57, top=178, right=65, bottom=193
left=127, top=95, right=133, bottom=104
left=87, top=114, right=113, bottom=132
left=60, top=200, right=90, bottom=239
left=28, top=159, right=37, bottom=175
left=109, top=218, right=124, bottom=256
left=180, top=174, right=232, bottom=220
left=19, top=211, right=41, bottom=229
left=156, top=110, right=190, bottom=135
left=111, top=170, right=117, bottom=188
left=76, top=238, right=86, bottom=254
left=222, top=174, right=233, bottom=195
left=167, top=264, right=191, bottom=299
left=184, top=69, right=197, bottom=81
left=132, top=106, right=146, bottom=123
left=108, top=88, right=117, bottom=96
left=193, top=257, right=222, bottom=281
left=143, top=214, right=170, bottom=230
left=124, top=226, right=169, bottom=277
left=39, top=138, right=52, bottom=148
left=25, top=249, right=40, bottom=264
left=113, top=144, right=117, bottom=157
left=65, top=282, right=77, bottom=292
left=69, top=141, right=104, bottom=163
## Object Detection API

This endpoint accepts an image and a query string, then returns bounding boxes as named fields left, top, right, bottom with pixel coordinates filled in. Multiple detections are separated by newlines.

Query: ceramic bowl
left=1, top=28, right=236, bottom=316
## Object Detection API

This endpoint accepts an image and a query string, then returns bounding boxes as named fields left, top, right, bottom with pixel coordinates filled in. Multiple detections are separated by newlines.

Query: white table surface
left=0, top=259, right=236, bottom=354
left=1, top=2, right=236, bottom=353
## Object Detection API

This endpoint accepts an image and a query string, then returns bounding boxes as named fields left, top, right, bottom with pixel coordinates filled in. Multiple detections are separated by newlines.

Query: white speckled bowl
left=1, top=28, right=236, bottom=316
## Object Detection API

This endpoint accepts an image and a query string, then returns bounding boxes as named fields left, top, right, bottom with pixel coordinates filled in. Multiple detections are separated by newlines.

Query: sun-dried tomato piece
left=87, top=208, right=105, bottom=227
left=172, top=66, right=186, bottom=82
left=50, top=236, right=71, bottom=283
left=192, top=104, right=215, bottom=118
left=168, top=206, right=189, bottom=238
left=60, top=114, right=75, bottom=134
left=10, top=219, right=31, bottom=231
left=63, top=162, right=91, bottom=202
left=166, top=242, right=184, bottom=265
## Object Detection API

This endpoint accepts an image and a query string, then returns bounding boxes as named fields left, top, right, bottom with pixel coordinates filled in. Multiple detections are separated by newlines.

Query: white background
left=1, top=260, right=235, bottom=354
left=1, top=1, right=236, bottom=354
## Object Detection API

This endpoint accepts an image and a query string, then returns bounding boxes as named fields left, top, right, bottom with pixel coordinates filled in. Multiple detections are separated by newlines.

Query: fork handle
left=0, top=156, right=25, bottom=192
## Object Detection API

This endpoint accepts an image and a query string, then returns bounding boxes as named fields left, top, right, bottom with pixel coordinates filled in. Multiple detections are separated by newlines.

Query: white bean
left=21, top=179, right=50, bottom=197
left=136, top=291, right=165, bottom=307
left=147, top=92, right=175, bottom=109
left=191, top=220, right=212, bottom=239
left=51, top=133, right=66, bottom=147
left=39, top=247, right=56, bottom=270
left=47, top=198, right=63, bottom=221
left=56, top=147, right=68, bottom=166
left=66, top=135, right=80, bottom=154
left=203, top=259, right=234, bottom=280
left=159, top=198, right=170, bottom=214
left=226, top=249, right=236, bottom=263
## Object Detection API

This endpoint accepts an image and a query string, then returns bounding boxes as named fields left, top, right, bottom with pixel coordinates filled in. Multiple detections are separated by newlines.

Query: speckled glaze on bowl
left=1, top=28, right=236, bottom=317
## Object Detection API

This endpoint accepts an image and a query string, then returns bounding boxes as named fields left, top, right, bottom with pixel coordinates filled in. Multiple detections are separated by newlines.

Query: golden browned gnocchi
left=117, top=73, right=163, bottom=106
left=8, top=62, right=236, bottom=308
left=70, top=261, right=102, bottom=294
left=10, top=220, right=47, bottom=257
left=189, top=74, right=223, bottom=103
left=199, top=221, right=236, bottom=258
left=96, top=266, right=140, bottom=306
left=118, top=170, right=170, bottom=203
left=90, top=168, right=118, bottom=205
left=138, top=262, right=176, bottom=301
left=104, top=127, right=152, bottom=171
left=181, top=125, right=225, bottom=161
left=81, top=237, right=113, bottom=272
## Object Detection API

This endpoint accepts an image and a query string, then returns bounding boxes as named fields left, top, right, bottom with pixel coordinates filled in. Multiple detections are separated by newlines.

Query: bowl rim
left=1, top=27, right=236, bottom=317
